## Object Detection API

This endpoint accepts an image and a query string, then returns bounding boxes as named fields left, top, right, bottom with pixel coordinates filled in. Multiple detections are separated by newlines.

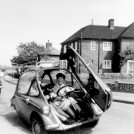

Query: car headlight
left=42, top=106, right=50, bottom=115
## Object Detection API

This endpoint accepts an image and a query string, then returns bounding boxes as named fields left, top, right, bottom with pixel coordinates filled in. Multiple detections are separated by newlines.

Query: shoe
left=63, top=119, right=75, bottom=124
left=76, top=116, right=87, bottom=122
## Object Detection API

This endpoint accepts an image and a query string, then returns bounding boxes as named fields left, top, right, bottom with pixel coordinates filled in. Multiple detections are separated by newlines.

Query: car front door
left=62, top=46, right=111, bottom=112
left=14, top=70, right=36, bottom=120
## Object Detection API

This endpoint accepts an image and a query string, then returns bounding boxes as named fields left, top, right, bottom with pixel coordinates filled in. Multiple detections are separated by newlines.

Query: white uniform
left=50, top=84, right=77, bottom=110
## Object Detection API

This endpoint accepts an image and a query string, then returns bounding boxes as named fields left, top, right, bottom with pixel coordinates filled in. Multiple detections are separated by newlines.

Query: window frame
left=103, top=42, right=112, bottom=51
left=63, top=45, right=67, bottom=53
left=102, top=60, right=111, bottom=69
left=28, top=81, right=40, bottom=97
left=90, top=41, right=96, bottom=50
left=17, top=70, right=36, bottom=95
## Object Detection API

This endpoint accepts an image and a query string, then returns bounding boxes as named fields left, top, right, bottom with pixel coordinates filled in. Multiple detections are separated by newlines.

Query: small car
left=11, top=46, right=112, bottom=134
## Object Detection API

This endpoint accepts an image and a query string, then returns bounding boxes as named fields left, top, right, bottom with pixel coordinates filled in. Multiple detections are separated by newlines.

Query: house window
left=103, top=42, right=112, bottom=51
left=75, top=42, right=77, bottom=51
left=91, top=42, right=96, bottom=50
left=70, top=43, right=73, bottom=48
left=63, top=45, right=67, bottom=53
left=102, top=60, right=111, bottom=69
left=129, top=62, right=134, bottom=71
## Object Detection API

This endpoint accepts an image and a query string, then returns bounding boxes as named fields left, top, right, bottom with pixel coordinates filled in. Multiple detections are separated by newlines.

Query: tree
left=11, top=42, right=47, bottom=65
left=119, top=47, right=134, bottom=66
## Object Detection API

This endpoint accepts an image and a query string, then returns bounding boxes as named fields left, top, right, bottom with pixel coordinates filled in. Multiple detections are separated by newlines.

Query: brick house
left=60, top=19, right=134, bottom=74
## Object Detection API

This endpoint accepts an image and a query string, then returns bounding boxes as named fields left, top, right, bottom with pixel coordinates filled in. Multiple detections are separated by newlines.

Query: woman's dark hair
left=56, top=73, right=65, bottom=79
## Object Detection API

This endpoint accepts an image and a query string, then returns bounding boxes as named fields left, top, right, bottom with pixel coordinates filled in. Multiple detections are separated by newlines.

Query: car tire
left=31, top=116, right=45, bottom=134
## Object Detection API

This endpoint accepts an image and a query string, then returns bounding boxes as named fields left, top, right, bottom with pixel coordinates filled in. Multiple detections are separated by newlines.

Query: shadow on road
left=1, top=111, right=31, bottom=134
left=49, top=123, right=93, bottom=134
left=1, top=111, right=94, bottom=134
left=2, top=111, right=94, bottom=134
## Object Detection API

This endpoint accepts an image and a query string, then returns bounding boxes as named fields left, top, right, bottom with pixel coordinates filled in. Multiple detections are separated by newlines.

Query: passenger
left=50, top=73, right=82, bottom=121
left=38, top=76, right=72, bottom=123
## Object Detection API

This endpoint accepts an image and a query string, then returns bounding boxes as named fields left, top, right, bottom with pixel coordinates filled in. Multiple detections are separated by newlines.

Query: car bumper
left=45, top=116, right=100, bottom=131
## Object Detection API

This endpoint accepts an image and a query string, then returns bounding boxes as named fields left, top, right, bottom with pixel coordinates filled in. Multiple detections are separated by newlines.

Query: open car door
left=60, top=46, right=112, bottom=112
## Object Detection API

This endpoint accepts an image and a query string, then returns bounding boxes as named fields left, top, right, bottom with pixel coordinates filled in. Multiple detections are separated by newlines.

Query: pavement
left=3, top=75, right=134, bottom=105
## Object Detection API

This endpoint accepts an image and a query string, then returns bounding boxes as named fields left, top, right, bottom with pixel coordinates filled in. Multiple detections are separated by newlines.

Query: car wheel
left=31, top=117, right=45, bottom=134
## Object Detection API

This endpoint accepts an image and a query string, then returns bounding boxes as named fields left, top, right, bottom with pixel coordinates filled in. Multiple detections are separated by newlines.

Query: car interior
left=38, top=69, right=95, bottom=124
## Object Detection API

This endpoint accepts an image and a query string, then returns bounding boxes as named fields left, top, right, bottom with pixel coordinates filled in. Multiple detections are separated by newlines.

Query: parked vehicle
left=11, top=46, right=112, bottom=134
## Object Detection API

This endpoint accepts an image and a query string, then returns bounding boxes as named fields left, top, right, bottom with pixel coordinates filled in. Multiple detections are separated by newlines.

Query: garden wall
left=106, top=82, right=134, bottom=93
left=99, top=73, right=134, bottom=93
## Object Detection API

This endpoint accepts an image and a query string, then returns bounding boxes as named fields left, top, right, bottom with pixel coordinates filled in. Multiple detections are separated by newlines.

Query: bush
left=7, top=71, right=20, bottom=79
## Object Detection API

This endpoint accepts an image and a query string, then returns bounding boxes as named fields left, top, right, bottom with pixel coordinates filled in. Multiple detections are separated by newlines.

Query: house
left=41, top=40, right=60, bottom=63
left=60, top=19, right=134, bottom=74
left=121, top=60, right=134, bottom=74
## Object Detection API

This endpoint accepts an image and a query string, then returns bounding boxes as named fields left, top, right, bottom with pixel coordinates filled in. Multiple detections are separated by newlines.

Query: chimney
left=46, top=40, right=52, bottom=50
left=108, top=19, right=114, bottom=29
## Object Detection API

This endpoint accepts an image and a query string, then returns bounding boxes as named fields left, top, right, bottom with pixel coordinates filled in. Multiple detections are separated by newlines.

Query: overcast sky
left=0, top=0, right=134, bottom=66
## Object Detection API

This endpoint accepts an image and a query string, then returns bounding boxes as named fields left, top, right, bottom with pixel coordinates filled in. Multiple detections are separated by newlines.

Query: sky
left=0, top=0, right=134, bottom=66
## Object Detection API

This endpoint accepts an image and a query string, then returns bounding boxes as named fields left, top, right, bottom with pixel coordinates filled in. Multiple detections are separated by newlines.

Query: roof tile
left=120, top=22, right=134, bottom=38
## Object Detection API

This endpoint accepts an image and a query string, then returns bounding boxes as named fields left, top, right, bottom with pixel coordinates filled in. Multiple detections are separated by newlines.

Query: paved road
left=0, top=78, right=31, bottom=134
left=0, top=78, right=134, bottom=134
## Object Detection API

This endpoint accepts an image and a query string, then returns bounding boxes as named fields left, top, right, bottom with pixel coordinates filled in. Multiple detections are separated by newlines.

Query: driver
left=50, top=73, right=82, bottom=121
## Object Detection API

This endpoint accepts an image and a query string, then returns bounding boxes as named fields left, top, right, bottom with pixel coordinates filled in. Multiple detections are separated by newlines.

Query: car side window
left=28, top=81, right=39, bottom=96
left=18, top=71, right=36, bottom=94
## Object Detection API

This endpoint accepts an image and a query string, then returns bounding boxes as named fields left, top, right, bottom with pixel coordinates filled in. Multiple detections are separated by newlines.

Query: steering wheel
left=56, top=85, right=74, bottom=96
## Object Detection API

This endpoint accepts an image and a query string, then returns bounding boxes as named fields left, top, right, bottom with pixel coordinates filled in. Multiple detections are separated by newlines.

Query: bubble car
left=11, top=46, right=112, bottom=134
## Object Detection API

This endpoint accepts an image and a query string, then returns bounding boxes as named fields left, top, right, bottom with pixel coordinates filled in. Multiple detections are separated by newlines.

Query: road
left=0, top=78, right=134, bottom=134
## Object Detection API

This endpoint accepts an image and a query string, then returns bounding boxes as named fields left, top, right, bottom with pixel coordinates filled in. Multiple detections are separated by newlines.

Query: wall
left=99, top=40, right=115, bottom=73
left=81, top=40, right=98, bottom=73
left=121, top=62, right=127, bottom=74
left=121, top=39, right=134, bottom=52
left=81, top=39, right=115, bottom=73
left=61, top=39, right=118, bottom=74
left=107, top=82, right=134, bottom=93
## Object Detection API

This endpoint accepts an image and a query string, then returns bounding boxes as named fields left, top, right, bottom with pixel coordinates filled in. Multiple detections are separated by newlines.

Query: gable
left=120, top=22, right=134, bottom=38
